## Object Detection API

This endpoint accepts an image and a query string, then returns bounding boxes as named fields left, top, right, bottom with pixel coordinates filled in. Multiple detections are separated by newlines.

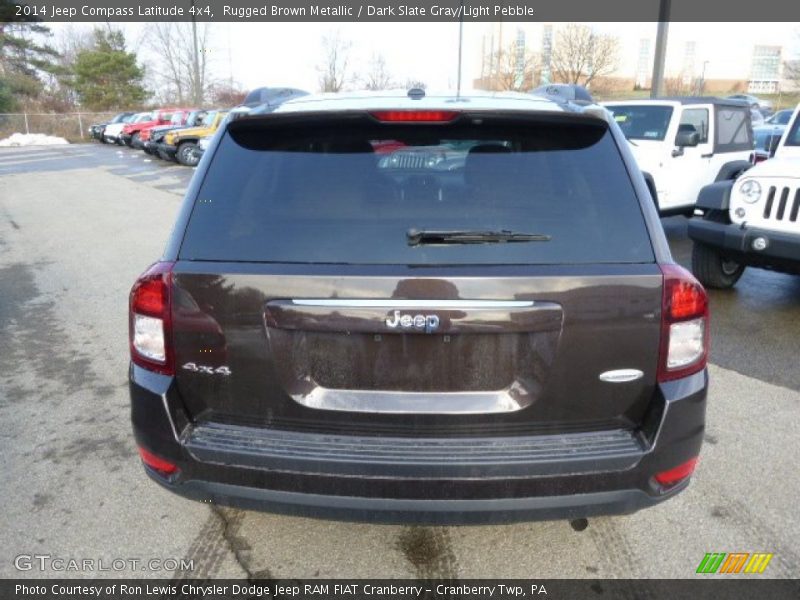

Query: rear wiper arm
left=407, top=228, right=551, bottom=246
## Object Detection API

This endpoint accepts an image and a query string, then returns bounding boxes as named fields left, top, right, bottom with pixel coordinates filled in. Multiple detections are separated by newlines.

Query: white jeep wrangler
left=689, top=103, right=800, bottom=288
left=604, top=99, right=753, bottom=215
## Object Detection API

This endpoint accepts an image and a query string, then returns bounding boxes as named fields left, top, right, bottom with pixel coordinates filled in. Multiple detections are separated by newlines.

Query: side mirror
left=675, top=130, right=700, bottom=148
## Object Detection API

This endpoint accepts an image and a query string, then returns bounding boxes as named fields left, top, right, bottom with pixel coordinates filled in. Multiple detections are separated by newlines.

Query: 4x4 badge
left=182, top=362, right=231, bottom=376
left=385, top=311, right=440, bottom=333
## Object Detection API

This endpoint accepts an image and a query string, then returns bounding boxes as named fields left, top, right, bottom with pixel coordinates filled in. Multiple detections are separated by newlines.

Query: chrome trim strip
left=291, top=299, right=535, bottom=309
left=599, top=369, right=644, bottom=383
left=293, top=387, right=526, bottom=414
left=160, top=393, right=181, bottom=442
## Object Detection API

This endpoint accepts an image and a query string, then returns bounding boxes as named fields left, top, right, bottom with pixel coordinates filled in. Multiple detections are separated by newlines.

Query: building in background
left=681, top=41, right=697, bottom=86
left=635, top=38, right=651, bottom=89
left=749, top=46, right=782, bottom=94
left=541, top=25, right=554, bottom=85
left=472, top=22, right=798, bottom=97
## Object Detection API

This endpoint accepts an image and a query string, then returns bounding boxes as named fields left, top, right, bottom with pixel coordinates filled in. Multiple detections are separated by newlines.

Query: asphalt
left=0, top=143, right=798, bottom=580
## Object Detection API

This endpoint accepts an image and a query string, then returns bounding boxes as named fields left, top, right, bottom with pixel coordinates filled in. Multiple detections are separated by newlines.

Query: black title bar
left=7, top=0, right=800, bottom=22
left=3, top=579, right=800, bottom=600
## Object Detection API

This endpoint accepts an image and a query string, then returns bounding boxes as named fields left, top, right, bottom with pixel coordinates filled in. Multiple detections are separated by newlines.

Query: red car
left=137, top=109, right=199, bottom=148
left=120, top=108, right=194, bottom=148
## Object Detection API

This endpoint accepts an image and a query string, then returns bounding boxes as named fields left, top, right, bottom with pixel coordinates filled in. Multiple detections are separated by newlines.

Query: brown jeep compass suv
left=129, top=88, right=709, bottom=524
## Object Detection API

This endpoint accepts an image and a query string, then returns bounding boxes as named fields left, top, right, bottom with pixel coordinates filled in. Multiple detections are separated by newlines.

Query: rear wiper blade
left=407, top=228, right=551, bottom=246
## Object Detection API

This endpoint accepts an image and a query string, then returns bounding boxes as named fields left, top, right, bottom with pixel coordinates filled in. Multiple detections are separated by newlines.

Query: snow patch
left=0, top=133, right=70, bottom=147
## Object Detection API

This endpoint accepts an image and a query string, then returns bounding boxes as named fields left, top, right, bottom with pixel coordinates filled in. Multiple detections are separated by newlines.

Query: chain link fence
left=0, top=112, right=121, bottom=143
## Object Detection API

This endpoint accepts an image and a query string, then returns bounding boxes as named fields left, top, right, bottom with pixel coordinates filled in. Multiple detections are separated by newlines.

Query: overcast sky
left=49, top=22, right=800, bottom=93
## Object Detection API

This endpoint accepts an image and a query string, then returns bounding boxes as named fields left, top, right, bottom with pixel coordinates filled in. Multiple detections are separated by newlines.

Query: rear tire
left=130, top=133, right=140, bottom=148
left=692, top=242, right=745, bottom=289
left=177, top=142, right=199, bottom=166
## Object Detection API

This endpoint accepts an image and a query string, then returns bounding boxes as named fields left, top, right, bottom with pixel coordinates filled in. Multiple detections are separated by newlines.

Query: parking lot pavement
left=0, top=144, right=194, bottom=197
left=0, top=145, right=798, bottom=579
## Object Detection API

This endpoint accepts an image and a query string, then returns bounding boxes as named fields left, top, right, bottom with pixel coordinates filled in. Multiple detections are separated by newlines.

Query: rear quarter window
left=179, top=115, right=654, bottom=266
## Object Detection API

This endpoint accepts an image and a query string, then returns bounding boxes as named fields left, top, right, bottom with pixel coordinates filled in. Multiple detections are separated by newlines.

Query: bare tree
left=550, top=24, right=619, bottom=87
left=360, top=53, right=394, bottom=91
left=482, top=41, right=539, bottom=91
left=785, top=30, right=800, bottom=90
left=786, top=60, right=800, bottom=89
left=208, top=81, right=246, bottom=106
left=664, top=74, right=692, bottom=96
left=403, top=79, right=427, bottom=90
left=317, top=30, right=351, bottom=93
left=41, top=25, right=94, bottom=110
left=144, top=23, right=211, bottom=105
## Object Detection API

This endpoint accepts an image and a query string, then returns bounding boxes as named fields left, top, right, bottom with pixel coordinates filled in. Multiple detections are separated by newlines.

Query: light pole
left=456, top=0, right=464, bottom=97
left=699, top=60, right=709, bottom=95
left=191, top=0, right=202, bottom=105
left=650, top=0, right=671, bottom=98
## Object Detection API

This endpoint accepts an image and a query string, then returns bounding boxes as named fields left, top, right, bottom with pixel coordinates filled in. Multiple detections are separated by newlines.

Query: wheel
left=177, top=142, right=199, bottom=167
left=130, top=133, right=140, bottom=148
left=158, top=148, right=174, bottom=162
left=99, top=135, right=107, bottom=144
left=692, top=242, right=745, bottom=289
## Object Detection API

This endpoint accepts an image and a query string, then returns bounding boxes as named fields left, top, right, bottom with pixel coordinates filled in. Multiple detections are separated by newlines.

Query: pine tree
left=73, top=29, right=149, bottom=110
left=0, top=17, right=62, bottom=110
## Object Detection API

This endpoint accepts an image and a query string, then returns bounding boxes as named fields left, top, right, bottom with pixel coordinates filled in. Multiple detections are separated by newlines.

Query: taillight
left=655, top=456, right=698, bottom=486
left=129, top=261, right=174, bottom=375
left=370, top=110, right=460, bottom=123
left=658, top=264, right=709, bottom=382
left=138, top=446, right=178, bottom=476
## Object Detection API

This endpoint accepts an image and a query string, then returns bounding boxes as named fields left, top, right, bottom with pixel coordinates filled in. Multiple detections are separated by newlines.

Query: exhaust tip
left=570, top=518, right=589, bottom=532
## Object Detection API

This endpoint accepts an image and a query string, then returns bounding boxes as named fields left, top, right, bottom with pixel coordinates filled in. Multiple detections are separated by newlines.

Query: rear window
left=715, top=107, right=752, bottom=151
left=179, top=117, right=654, bottom=265
left=606, top=105, right=673, bottom=141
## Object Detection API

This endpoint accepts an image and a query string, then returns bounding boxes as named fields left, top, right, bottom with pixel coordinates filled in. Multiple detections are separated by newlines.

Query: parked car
left=751, top=124, right=785, bottom=163
left=690, top=103, right=800, bottom=288
left=765, top=109, right=793, bottom=126
left=129, top=89, right=709, bottom=524
left=187, top=134, right=213, bottom=165
left=143, top=110, right=208, bottom=156
left=157, top=109, right=229, bottom=166
left=750, top=107, right=765, bottom=127
left=89, top=112, right=134, bottom=143
left=104, top=112, right=149, bottom=145
left=120, top=108, right=193, bottom=148
left=604, top=98, right=754, bottom=215
left=137, top=109, right=198, bottom=151
left=726, top=93, right=773, bottom=114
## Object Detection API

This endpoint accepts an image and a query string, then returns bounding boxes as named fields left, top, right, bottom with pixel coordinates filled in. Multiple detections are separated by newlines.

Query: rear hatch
left=170, top=109, right=662, bottom=437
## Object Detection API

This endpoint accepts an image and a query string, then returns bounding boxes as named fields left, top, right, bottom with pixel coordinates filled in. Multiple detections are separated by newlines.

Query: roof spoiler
left=238, top=87, right=310, bottom=113
left=530, top=84, right=594, bottom=106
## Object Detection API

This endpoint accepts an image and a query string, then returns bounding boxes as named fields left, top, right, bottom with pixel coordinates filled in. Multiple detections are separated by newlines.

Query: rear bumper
left=689, top=220, right=800, bottom=274
left=130, top=365, right=707, bottom=524
left=147, top=476, right=673, bottom=525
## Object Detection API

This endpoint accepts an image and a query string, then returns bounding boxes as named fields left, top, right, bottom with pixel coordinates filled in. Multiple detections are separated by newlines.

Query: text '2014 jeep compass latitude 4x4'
left=129, top=89, right=709, bottom=524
